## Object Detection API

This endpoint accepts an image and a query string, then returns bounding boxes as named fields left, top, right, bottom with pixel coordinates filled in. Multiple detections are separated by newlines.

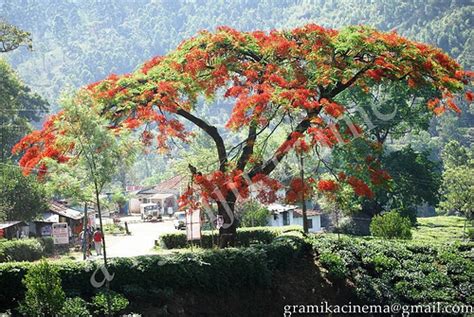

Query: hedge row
left=0, top=235, right=306, bottom=310
left=0, top=238, right=55, bottom=263
left=160, top=225, right=303, bottom=249
left=310, top=236, right=474, bottom=305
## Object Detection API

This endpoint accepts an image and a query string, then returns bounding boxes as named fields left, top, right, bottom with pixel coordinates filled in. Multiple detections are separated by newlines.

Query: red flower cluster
left=317, top=179, right=338, bottom=192
left=347, top=176, right=374, bottom=199
left=321, top=98, right=345, bottom=118
left=286, top=178, right=313, bottom=203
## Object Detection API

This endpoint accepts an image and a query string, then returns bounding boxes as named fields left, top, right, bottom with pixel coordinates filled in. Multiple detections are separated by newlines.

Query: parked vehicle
left=173, top=211, right=186, bottom=230
left=140, top=203, right=163, bottom=222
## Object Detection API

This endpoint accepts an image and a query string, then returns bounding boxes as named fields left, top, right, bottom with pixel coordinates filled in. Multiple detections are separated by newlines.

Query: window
left=306, top=219, right=313, bottom=229
left=283, top=211, right=289, bottom=225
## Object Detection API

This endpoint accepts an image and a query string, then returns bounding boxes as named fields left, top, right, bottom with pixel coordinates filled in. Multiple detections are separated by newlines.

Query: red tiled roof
left=293, top=208, right=321, bottom=217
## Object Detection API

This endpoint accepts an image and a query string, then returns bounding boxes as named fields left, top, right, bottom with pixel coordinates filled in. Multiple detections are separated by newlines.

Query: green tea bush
left=370, top=211, right=412, bottom=240
left=319, top=252, right=347, bottom=280
left=0, top=239, right=44, bottom=262
left=310, top=235, right=474, bottom=305
left=18, top=260, right=66, bottom=316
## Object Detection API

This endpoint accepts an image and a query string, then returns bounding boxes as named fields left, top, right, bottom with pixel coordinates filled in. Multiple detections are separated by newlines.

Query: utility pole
left=82, top=202, right=88, bottom=260
left=299, top=153, right=308, bottom=234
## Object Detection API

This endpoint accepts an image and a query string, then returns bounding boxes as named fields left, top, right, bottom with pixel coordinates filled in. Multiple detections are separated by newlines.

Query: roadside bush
left=92, top=291, right=129, bottom=316
left=59, top=297, right=90, bottom=317
left=370, top=211, right=412, bottom=240
left=38, top=237, right=54, bottom=256
left=0, top=239, right=44, bottom=262
left=0, top=236, right=307, bottom=310
left=160, top=226, right=302, bottom=249
left=18, top=260, right=66, bottom=316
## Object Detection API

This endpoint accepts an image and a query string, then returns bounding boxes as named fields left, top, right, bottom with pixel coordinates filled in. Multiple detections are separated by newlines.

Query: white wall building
left=266, top=203, right=321, bottom=232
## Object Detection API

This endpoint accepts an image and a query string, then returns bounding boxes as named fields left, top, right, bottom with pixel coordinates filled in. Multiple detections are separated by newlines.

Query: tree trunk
left=299, top=154, right=309, bottom=234
left=217, top=194, right=237, bottom=248
left=94, top=182, right=112, bottom=317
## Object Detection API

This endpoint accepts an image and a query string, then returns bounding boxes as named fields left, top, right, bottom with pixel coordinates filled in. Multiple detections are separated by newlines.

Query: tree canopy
left=12, top=24, right=472, bottom=243
left=0, top=59, right=49, bottom=161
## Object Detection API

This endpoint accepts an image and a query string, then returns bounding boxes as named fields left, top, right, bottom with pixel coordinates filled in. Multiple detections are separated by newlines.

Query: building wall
left=129, top=198, right=141, bottom=214
left=267, top=211, right=295, bottom=227
left=292, top=215, right=321, bottom=232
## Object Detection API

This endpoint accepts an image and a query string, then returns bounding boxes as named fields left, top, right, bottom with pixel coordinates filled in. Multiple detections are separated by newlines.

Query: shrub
left=0, top=236, right=307, bottom=310
left=0, top=239, right=44, bottom=262
left=38, top=237, right=54, bottom=256
left=319, top=252, right=347, bottom=280
left=59, top=297, right=90, bottom=317
left=92, top=291, right=129, bottom=316
left=370, top=211, right=412, bottom=240
left=18, top=260, right=66, bottom=316
left=160, top=226, right=302, bottom=249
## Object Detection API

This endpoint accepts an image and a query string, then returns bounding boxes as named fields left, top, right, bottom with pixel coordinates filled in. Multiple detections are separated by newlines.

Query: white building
left=266, top=203, right=322, bottom=232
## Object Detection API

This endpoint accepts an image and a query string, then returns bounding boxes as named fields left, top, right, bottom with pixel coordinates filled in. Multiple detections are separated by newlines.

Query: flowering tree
left=13, top=24, right=471, bottom=246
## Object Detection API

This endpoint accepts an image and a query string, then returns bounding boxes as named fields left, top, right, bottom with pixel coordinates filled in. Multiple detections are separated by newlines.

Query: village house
left=129, top=175, right=185, bottom=216
left=266, top=203, right=322, bottom=232
left=0, top=221, right=28, bottom=239
left=30, top=201, right=84, bottom=239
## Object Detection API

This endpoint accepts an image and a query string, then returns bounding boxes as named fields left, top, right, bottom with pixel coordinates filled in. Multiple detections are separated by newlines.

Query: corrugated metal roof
left=0, top=221, right=27, bottom=229
left=48, top=201, right=83, bottom=220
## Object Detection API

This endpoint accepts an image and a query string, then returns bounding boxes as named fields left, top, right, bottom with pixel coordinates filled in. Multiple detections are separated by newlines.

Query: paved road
left=104, top=219, right=177, bottom=258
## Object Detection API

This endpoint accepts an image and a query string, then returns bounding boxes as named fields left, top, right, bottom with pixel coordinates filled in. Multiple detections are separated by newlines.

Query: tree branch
left=176, top=108, right=227, bottom=171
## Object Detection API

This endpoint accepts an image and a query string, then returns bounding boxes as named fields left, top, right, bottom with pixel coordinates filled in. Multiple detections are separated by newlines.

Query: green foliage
left=45, top=95, right=139, bottom=204
left=467, top=227, right=474, bottom=241
left=0, top=162, right=48, bottom=222
left=160, top=226, right=302, bottom=249
left=309, top=235, right=474, bottom=305
left=92, top=291, right=129, bottom=316
left=38, top=237, right=54, bottom=256
left=0, top=239, right=43, bottom=262
left=0, top=237, right=306, bottom=310
left=59, top=297, right=90, bottom=317
left=3, top=1, right=472, bottom=107
left=237, top=200, right=269, bottom=227
left=0, top=20, right=32, bottom=52
left=370, top=211, right=412, bottom=240
left=442, top=140, right=471, bottom=169
left=0, top=59, right=48, bottom=161
left=383, top=148, right=441, bottom=215
left=439, top=142, right=473, bottom=219
left=18, top=260, right=66, bottom=316
left=319, top=252, right=347, bottom=280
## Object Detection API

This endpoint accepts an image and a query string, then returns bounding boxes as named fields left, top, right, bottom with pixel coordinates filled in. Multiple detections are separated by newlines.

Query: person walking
left=93, top=228, right=103, bottom=256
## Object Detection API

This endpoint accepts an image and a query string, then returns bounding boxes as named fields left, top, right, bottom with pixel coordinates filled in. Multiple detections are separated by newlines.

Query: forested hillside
left=2, top=0, right=472, bottom=105
left=1, top=0, right=473, bottom=188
